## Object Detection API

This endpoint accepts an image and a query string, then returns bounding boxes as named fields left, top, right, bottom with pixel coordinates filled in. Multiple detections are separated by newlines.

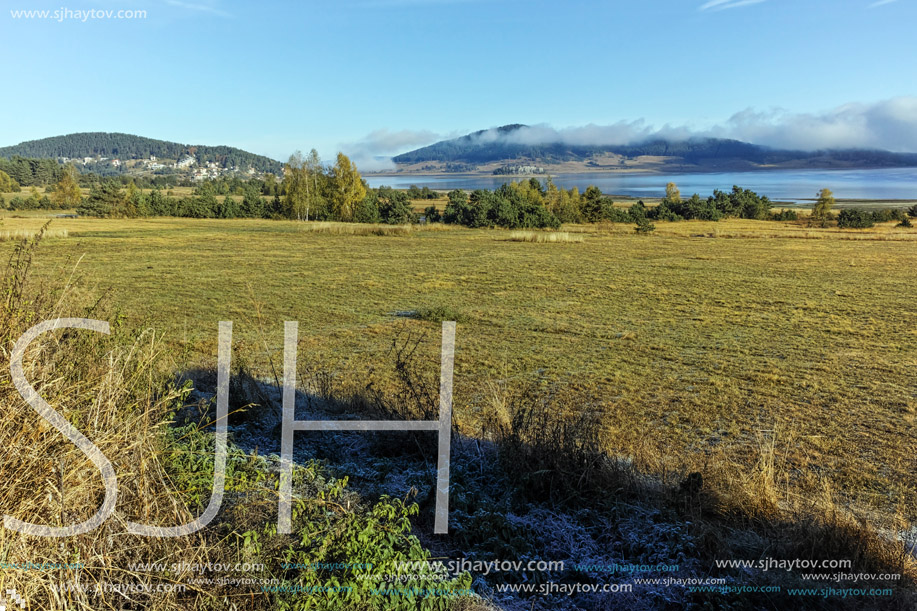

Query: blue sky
left=3, top=0, right=916, bottom=165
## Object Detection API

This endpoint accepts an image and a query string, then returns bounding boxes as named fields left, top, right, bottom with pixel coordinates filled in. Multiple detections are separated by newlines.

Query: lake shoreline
left=365, top=167, right=917, bottom=204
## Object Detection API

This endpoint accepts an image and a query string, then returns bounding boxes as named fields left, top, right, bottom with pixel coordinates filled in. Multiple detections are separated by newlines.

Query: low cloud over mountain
left=346, top=97, right=917, bottom=170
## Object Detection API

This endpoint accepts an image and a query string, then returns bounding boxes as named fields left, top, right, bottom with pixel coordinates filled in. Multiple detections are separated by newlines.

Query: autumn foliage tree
left=665, top=182, right=681, bottom=203
left=282, top=151, right=310, bottom=221
left=329, top=152, right=366, bottom=222
left=0, top=169, right=21, bottom=193
left=812, top=188, right=835, bottom=226
left=51, top=164, right=83, bottom=208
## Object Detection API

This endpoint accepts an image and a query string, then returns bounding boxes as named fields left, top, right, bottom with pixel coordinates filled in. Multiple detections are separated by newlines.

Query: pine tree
left=77, top=180, right=124, bottom=217
left=634, top=217, right=656, bottom=234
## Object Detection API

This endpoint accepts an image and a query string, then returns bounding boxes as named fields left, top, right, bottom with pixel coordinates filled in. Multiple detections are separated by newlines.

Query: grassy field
left=2, top=211, right=915, bottom=534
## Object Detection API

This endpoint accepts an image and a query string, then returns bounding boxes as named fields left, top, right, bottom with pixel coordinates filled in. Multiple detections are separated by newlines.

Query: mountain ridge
left=392, top=124, right=917, bottom=173
left=0, top=132, right=283, bottom=174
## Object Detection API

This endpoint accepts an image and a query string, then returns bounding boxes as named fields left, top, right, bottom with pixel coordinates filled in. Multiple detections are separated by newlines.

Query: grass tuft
left=407, top=305, right=467, bottom=323
left=0, top=228, right=68, bottom=241
left=506, top=230, right=583, bottom=243
left=298, top=221, right=414, bottom=236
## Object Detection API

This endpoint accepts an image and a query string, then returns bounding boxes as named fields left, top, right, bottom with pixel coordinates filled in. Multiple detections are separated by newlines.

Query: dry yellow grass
left=297, top=221, right=415, bottom=236
left=0, top=214, right=915, bottom=533
left=0, top=228, right=69, bottom=241
left=0, top=236, right=215, bottom=609
left=506, top=230, right=583, bottom=243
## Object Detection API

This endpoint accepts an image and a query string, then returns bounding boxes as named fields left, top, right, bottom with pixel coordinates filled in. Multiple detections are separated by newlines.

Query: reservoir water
left=365, top=167, right=917, bottom=203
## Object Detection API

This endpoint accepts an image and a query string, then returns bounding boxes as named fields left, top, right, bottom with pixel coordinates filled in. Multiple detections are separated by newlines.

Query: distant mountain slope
left=0, top=132, right=283, bottom=173
left=393, top=124, right=917, bottom=171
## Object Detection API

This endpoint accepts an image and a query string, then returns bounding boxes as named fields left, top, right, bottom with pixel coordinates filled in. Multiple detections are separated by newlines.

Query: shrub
left=377, top=186, right=417, bottom=225
left=423, top=205, right=442, bottom=223
left=897, top=216, right=913, bottom=228
left=837, top=208, right=875, bottom=229
left=485, top=382, right=610, bottom=506
left=352, top=192, right=382, bottom=223
left=771, top=209, right=799, bottom=221
left=494, top=184, right=560, bottom=229
left=649, top=201, right=683, bottom=222
left=628, top=200, right=648, bottom=221
left=709, top=186, right=771, bottom=219
left=634, top=217, right=656, bottom=234
left=872, top=208, right=905, bottom=223
left=908, top=204, right=917, bottom=218
left=682, top=193, right=723, bottom=221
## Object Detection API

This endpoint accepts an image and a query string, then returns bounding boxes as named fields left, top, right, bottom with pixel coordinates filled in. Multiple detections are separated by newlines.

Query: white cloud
left=700, top=0, right=766, bottom=11
left=869, top=0, right=899, bottom=7
left=340, top=129, right=440, bottom=171
left=712, top=98, right=917, bottom=151
left=488, top=98, right=917, bottom=152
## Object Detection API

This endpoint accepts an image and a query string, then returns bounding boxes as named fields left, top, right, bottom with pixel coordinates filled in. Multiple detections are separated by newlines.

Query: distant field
left=833, top=198, right=917, bottom=209
left=2, top=212, right=916, bottom=532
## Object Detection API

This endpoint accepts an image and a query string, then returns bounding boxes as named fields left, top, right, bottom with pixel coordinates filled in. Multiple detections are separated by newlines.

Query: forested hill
left=0, top=133, right=283, bottom=173
left=393, top=124, right=917, bottom=171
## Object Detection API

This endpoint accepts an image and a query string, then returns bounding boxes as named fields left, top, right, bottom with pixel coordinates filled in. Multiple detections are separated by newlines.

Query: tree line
left=0, top=156, right=63, bottom=187
left=5, top=151, right=915, bottom=231
left=68, top=151, right=366, bottom=220
left=68, top=151, right=442, bottom=223
left=431, top=180, right=780, bottom=229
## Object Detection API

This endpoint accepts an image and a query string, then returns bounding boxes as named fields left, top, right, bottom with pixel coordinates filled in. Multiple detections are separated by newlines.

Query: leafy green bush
left=163, top=408, right=475, bottom=611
